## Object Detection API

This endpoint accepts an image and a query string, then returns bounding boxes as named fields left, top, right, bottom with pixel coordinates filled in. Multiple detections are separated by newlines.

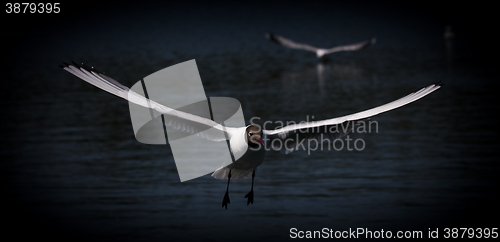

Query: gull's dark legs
left=244, top=170, right=255, bottom=206
left=222, top=170, right=231, bottom=209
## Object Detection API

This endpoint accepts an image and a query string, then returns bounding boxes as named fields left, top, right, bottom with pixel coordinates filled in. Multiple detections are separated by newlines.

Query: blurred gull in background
left=266, top=32, right=376, bottom=59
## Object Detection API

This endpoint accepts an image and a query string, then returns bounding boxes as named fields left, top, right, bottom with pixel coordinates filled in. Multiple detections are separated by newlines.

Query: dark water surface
left=2, top=1, right=499, bottom=241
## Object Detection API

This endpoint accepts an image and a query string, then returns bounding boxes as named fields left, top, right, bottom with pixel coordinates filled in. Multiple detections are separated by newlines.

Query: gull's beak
left=257, top=138, right=264, bottom=147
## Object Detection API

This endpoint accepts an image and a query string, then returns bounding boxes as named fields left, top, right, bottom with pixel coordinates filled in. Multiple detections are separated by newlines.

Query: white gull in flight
left=61, top=62, right=440, bottom=209
left=266, top=32, right=376, bottom=58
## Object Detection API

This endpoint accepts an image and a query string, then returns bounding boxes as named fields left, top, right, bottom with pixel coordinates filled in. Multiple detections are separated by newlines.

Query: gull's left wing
left=263, top=84, right=440, bottom=152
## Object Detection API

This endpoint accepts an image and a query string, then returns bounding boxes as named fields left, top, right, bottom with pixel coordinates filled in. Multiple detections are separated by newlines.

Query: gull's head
left=246, top=125, right=264, bottom=147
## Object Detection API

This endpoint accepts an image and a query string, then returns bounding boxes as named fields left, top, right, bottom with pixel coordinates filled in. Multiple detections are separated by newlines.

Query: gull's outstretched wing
left=264, top=84, right=441, bottom=141
left=325, top=37, right=376, bottom=54
left=266, top=32, right=320, bottom=52
left=60, top=62, right=230, bottom=142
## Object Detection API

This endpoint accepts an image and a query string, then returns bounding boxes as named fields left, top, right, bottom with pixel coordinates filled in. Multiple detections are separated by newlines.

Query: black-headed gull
left=266, top=32, right=376, bottom=58
left=61, top=62, right=440, bottom=209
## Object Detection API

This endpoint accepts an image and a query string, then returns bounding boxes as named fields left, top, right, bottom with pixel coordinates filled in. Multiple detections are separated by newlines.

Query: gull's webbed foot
left=244, top=190, right=254, bottom=206
left=222, top=191, right=230, bottom=209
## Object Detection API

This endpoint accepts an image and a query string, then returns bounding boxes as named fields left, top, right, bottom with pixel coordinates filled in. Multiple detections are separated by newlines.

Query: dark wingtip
left=65, top=61, right=105, bottom=74
left=63, top=61, right=93, bottom=71
left=80, top=63, right=93, bottom=72
left=409, top=82, right=442, bottom=94
left=266, top=32, right=281, bottom=45
left=71, top=61, right=81, bottom=68
left=91, top=66, right=105, bottom=74
left=424, top=80, right=443, bottom=89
